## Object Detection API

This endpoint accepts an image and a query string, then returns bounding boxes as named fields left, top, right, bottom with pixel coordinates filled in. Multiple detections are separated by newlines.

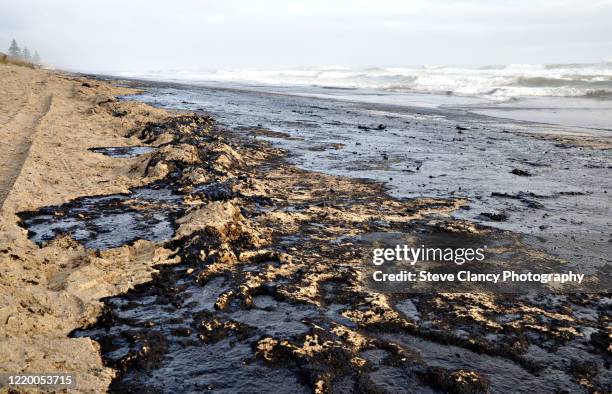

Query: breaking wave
left=119, top=62, right=612, bottom=101
left=582, top=89, right=612, bottom=99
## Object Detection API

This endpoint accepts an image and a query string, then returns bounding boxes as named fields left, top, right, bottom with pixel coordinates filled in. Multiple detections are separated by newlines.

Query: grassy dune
left=0, top=52, right=35, bottom=68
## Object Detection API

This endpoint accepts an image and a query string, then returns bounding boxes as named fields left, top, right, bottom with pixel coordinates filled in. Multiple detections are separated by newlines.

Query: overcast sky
left=1, top=0, right=611, bottom=71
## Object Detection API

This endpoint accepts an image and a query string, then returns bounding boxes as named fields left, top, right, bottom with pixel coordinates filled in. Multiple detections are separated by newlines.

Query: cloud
left=1, top=0, right=610, bottom=70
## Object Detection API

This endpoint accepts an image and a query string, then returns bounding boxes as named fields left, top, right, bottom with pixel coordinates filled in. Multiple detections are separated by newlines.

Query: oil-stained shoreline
left=118, top=76, right=612, bottom=273
left=58, top=88, right=609, bottom=391
left=2, top=65, right=610, bottom=393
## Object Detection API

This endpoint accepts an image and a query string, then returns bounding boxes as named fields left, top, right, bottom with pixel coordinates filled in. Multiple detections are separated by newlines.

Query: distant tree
left=8, top=39, right=21, bottom=58
left=22, top=47, right=31, bottom=61
left=33, top=51, right=41, bottom=64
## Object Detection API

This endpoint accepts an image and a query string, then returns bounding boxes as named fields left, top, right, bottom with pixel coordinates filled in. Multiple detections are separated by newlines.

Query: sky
left=1, top=0, right=611, bottom=71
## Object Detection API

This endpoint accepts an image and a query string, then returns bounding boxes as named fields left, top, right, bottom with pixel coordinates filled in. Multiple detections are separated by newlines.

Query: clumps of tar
left=78, top=112, right=611, bottom=393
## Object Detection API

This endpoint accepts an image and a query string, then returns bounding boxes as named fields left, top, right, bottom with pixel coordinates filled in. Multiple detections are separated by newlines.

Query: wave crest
left=582, top=89, right=612, bottom=99
left=119, top=62, right=612, bottom=100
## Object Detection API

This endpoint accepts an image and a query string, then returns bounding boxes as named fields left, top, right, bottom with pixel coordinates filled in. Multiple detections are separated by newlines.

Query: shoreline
left=91, top=71, right=612, bottom=136
left=0, top=65, right=182, bottom=391
left=1, top=65, right=610, bottom=392
left=127, top=76, right=611, bottom=272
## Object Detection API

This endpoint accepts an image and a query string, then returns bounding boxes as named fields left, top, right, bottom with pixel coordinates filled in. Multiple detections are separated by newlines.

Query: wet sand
left=1, top=65, right=610, bottom=392
left=128, top=79, right=611, bottom=277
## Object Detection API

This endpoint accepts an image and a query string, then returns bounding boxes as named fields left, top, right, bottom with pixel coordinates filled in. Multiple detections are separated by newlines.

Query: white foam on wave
left=118, top=62, right=612, bottom=101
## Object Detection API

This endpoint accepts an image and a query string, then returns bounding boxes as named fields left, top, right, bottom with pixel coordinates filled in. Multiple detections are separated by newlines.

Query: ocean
left=115, top=62, right=612, bottom=130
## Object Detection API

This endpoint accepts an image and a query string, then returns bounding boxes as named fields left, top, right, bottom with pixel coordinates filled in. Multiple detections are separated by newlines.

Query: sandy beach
left=0, top=64, right=176, bottom=391
left=1, top=64, right=610, bottom=393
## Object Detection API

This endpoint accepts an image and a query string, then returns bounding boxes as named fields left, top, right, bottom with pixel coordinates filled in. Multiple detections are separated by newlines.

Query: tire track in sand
left=0, top=84, right=53, bottom=211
